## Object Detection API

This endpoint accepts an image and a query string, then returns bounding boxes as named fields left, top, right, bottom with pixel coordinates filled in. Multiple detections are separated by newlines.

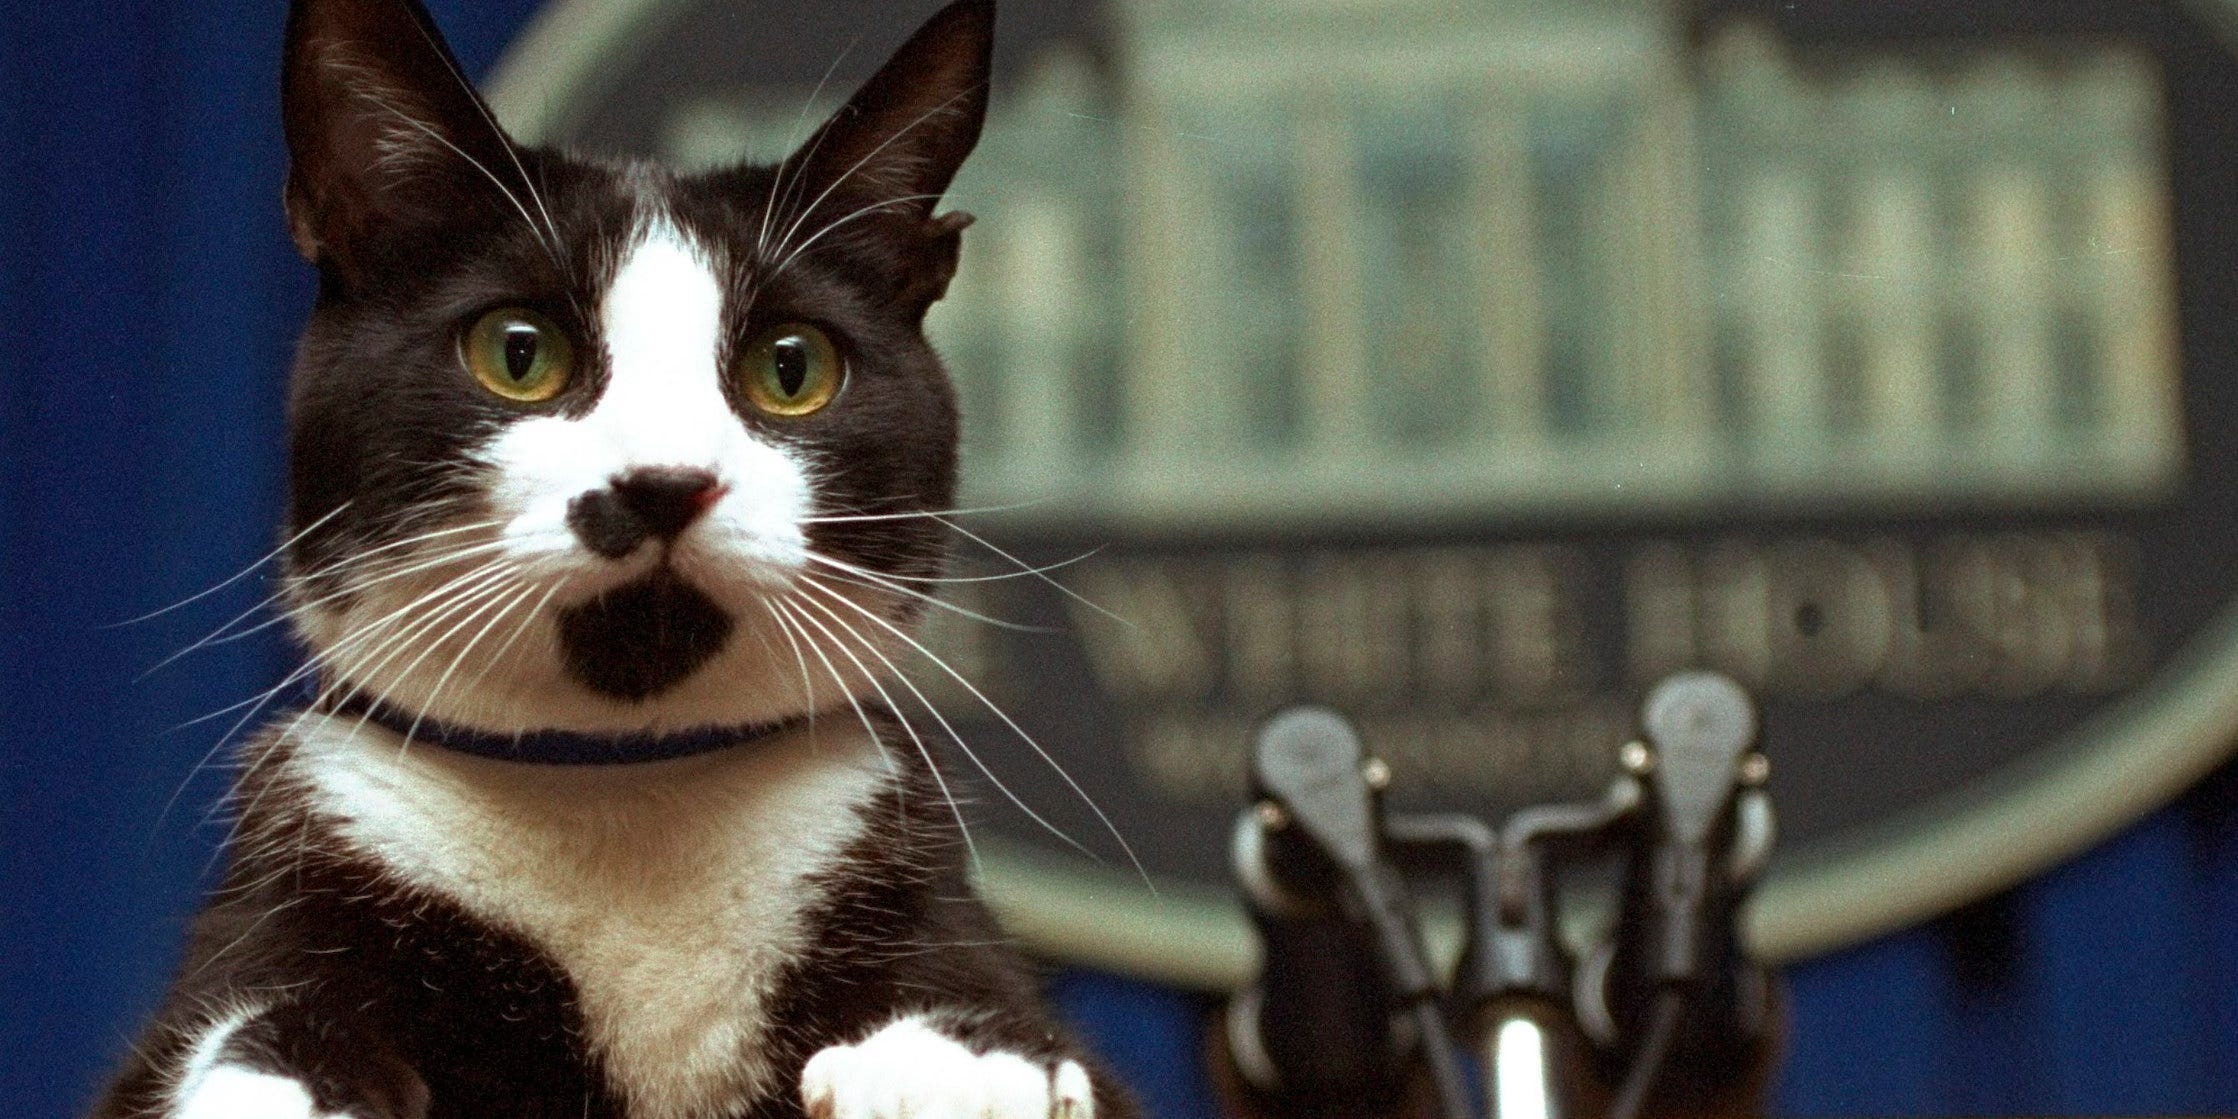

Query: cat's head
left=277, top=0, right=992, bottom=735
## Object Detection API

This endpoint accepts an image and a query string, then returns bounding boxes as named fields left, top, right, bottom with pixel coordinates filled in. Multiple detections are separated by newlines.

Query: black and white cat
left=92, top=1, right=1130, bottom=1117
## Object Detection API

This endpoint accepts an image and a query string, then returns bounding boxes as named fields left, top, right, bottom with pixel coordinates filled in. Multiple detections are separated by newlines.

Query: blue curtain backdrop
left=4, top=1, right=2237, bottom=1116
left=0, top=2, right=544, bottom=1112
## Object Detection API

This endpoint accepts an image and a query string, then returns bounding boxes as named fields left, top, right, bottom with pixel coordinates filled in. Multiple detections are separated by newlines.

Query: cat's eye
left=738, top=323, right=843, bottom=417
left=462, top=307, right=575, bottom=403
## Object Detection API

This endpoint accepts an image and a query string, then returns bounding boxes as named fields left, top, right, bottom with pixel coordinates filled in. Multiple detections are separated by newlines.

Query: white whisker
left=400, top=14, right=565, bottom=264
left=808, top=547, right=1100, bottom=585
left=934, top=514, right=1134, bottom=631
left=757, top=39, right=859, bottom=264
left=753, top=596, right=819, bottom=719
left=460, top=578, right=569, bottom=698
left=174, top=556, right=522, bottom=845
left=794, top=573, right=1152, bottom=889
left=803, top=553, right=1049, bottom=633
left=760, top=192, right=943, bottom=287
left=767, top=87, right=977, bottom=266
left=166, top=550, right=516, bottom=734
left=149, top=659, right=326, bottom=845
left=394, top=578, right=541, bottom=754
left=108, top=501, right=352, bottom=628
left=328, top=562, right=525, bottom=727
left=366, top=94, right=564, bottom=271
left=772, top=596, right=980, bottom=872
left=787, top=586, right=1093, bottom=861
left=218, top=555, right=522, bottom=786
left=144, top=533, right=510, bottom=679
left=206, top=561, right=527, bottom=843
left=801, top=497, right=1056, bottom=525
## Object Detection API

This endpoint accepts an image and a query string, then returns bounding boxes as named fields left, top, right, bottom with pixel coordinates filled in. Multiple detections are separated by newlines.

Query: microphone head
left=1252, top=706, right=1380, bottom=870
left=1640, top=672, right=1759, bottom=846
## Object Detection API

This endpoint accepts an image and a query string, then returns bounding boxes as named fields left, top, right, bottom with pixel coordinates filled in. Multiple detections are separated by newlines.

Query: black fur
left=96, top=0, right=1134, bottom=1116
left=557, top=572, right=735, bottom=700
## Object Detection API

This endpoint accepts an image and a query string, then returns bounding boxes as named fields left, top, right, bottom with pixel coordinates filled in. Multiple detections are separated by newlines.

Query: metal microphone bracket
left=1224, top=673, right=1780, bottom=1119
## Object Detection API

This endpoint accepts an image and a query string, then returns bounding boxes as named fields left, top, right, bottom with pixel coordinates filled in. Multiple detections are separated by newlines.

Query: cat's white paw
left=801, top=1016, right=1094, bottom=1119
left=175, top=1065, right=339, bottom=1119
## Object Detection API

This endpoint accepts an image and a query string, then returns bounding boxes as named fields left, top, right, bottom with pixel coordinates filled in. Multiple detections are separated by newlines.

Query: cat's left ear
left=784, top=0, right=994, bottom=308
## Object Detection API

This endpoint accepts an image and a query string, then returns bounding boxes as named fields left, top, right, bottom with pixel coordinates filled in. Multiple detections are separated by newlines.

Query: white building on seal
left=667, top=0, right=2182, bottom=530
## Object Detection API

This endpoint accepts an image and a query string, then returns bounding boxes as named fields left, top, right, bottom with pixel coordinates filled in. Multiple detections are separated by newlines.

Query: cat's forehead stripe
left=601, top=217, right=725, bottom=400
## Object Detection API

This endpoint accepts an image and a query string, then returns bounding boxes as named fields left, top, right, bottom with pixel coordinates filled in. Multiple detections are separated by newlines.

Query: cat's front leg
left=801, top=1014, right=1095, bottom=1119
left=166, top=1003, right=427, bottom=1119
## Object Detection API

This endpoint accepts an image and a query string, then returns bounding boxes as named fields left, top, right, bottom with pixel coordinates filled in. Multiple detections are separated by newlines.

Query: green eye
left=463, top=307, right=574, bottom=403
left=739, top=323, right=843, bottom=417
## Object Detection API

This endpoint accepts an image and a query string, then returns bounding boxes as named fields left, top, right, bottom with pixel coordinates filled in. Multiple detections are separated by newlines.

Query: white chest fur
left=282, top=716, right=889, bottom=1119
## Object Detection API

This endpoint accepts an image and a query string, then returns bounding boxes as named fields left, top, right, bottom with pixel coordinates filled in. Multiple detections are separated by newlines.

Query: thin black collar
left=318, top=692, right=797, bottom=766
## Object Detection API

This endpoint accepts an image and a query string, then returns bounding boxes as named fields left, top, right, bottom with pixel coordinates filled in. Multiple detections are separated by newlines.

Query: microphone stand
left=1219, top=673, right=1779, bottom=1119
left=1226, top=707, right=1476, bottom=1119
left=1589, top=674, right=1779, bottom=1119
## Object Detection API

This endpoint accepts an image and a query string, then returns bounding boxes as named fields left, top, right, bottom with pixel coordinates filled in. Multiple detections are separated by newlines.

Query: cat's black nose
left=613, top=467, right=722, bottom=535
left=568, top=467, right=724, bottom=558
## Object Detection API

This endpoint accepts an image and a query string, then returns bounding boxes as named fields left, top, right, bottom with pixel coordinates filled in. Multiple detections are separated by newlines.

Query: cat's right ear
left=282, top=0, right=521, bottom=271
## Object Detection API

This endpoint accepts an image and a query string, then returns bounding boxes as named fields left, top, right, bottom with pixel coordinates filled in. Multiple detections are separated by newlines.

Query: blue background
left=5, top=1, right=2238, bottom=1116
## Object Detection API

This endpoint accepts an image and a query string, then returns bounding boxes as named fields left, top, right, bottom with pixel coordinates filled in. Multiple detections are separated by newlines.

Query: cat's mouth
left=555, top=570, right=734, bottom=701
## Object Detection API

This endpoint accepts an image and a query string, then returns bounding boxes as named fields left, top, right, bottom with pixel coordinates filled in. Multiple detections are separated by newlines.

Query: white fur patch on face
left=482, top=217, right=813, bottom=591
left=169, top=1006, right=337, bottom=1119
left=175, top=1068, right=330, bottom=1119
left=801, top=1016, right=1095, bottom=1119
left=284, top=712, right=892, bottom=1119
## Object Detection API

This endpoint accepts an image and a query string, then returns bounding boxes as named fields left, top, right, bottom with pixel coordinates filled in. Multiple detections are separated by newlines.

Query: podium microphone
left=1597, top=672, right=1776, bottom=1119
left=1226, top=707, right=1474, bottom=1119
